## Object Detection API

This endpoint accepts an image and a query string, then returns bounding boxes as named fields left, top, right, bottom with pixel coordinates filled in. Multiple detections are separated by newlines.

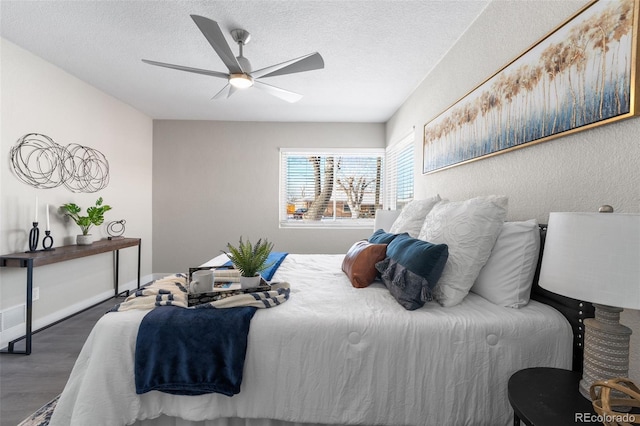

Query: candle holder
left=27, top=222, right=40, bottom=253
left=42, top=230, right=54, bottom=251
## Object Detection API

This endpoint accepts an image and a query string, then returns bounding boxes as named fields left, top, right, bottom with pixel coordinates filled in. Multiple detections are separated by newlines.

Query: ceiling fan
left=142, top=15, right=324, bottom=103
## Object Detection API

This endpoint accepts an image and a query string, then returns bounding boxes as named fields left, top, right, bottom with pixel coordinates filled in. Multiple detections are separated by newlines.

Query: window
left=384, top=132, right=415, bottom=210
left=280, top=148, right=385, bottom=228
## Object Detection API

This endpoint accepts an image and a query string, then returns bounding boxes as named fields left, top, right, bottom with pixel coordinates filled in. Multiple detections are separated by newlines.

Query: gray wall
left=387, top=0, right=640, bottom=382
left=0, top=39, right=153, bottom=347
left=152, top=120, right=384, bottom=274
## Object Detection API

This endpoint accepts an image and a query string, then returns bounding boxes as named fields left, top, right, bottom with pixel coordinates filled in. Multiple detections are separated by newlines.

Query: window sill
left=280, top=219, right=374, bottom=230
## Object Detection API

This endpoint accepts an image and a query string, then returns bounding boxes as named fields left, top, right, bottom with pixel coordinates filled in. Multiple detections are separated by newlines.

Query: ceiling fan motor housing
left=231, top=29, right=251, bottom=46
left=237, top=56, right=252, bottom=73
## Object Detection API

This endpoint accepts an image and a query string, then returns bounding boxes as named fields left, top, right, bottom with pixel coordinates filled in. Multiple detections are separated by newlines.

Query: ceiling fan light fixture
left=229, top=73, right=254, bottom=89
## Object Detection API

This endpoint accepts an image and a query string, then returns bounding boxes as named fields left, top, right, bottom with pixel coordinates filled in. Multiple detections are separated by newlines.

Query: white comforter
left=51, top=254, right=572, bottom=426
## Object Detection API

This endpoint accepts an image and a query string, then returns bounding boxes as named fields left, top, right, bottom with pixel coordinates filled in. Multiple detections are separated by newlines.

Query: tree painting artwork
left=423, top=0, right=639, bottom=174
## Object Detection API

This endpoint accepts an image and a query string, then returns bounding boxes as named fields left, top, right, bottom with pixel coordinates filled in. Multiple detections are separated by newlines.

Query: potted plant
left=61, top=197, right=112, bottom=245
left=223, top=237, right=274, bottom=289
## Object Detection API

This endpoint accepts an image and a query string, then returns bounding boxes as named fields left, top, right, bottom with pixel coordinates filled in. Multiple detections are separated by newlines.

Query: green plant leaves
left=223, top=237, right=274, bottom=278
left=61, top=198, right=111, bottom=235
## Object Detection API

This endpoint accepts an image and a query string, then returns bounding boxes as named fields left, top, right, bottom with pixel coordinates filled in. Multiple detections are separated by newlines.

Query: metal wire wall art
left=9, top=133, right=110, bottom=193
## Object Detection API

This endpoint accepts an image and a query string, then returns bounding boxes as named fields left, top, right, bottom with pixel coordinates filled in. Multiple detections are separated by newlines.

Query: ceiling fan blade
left=212, top=85, right=228, bottom=99
left=190, top=15, right=243, bottom=74
left=212, top=84, right=230, bottom=100
left=251, top=52, right=324, bottom=79
left=142, top=59, right=229, bottom=79
left=253, top=81, right=303, bottom=103
left=228, top=85, right=239, bottom=98
left=212, top=84, right=239, bottom=100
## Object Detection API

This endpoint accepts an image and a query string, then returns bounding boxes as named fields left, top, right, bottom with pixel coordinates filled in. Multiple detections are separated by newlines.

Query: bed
left=49, top=196, right=590, bottom=426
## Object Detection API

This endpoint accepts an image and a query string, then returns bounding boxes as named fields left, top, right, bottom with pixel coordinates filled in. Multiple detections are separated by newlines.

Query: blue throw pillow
left=377, top=234, right=448, bottom=310
left=369, top=229, right=405, bottom=244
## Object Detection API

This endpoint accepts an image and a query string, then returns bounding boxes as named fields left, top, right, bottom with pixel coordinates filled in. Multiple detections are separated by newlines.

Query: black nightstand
left=508, top=367, right=596, bottom=425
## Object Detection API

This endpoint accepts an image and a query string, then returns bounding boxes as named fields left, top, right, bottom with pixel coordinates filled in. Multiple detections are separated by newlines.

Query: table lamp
left=538, top=208, right=640, bottom=399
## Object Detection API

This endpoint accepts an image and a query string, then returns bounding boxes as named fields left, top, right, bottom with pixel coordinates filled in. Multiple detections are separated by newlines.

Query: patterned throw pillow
left=342, top=241, right=388, bottom=288
left=388, top=195, right=441, bottom=238
left=376, top=234, right=449, bottom=310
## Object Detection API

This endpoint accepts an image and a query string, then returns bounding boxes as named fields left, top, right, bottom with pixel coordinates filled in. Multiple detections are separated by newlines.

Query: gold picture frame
left=423, top=0, right=640, bottom=174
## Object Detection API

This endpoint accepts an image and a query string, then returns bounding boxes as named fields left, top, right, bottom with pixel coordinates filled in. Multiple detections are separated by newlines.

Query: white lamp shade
left=538, top=212, right=640, bottom=310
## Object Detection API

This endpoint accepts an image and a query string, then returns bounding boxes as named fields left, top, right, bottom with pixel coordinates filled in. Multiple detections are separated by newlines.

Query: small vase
left=77, top=234, right=93, bottom=246
left=240, top=274, right=261, bottom=289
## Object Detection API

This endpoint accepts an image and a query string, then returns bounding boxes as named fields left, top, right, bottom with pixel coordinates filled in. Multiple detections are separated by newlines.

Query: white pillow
left=373, top=209, right=401, bottom=232
left=418, top=195, right=508, bottom=307
left=471, top=220, right=540, bottom=308
left=389, top=195, right=441, bottom=238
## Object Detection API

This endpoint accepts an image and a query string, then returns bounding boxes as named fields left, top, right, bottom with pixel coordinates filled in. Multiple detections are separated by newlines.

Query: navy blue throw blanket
left=135, top=305, right=257, bottom=396
left=224, top=252, right=288, bottom=281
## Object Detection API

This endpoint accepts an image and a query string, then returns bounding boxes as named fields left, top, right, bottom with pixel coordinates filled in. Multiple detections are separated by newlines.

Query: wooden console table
left=0, top=237, right=141, bottom=355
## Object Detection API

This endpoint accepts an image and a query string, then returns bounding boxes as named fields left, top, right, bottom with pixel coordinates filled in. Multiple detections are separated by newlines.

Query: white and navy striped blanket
left=108, top=274, right=290, bottom=397
left=111, top=274, right=290, bottom=312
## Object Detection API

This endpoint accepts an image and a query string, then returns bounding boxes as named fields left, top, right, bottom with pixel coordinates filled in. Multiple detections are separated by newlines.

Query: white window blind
left=280, top=148, right=385, bottom=228
left=385, top=132, right=414, bottom=210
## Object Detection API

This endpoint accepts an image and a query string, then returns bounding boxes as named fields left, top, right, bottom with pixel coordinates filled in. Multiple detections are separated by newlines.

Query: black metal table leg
left=25, top=259, right=32, bottom=354
left=1, top=258, right=33, bottom=355
left=137, top=239, right=141, bottom=290
left=114, top=249, right=120, bottom=297
left=114, top=249, right=130, bottom=297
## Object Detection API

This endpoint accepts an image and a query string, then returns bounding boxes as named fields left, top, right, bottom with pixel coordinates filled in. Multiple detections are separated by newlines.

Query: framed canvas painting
left=423, top=0, right=639, bottom=174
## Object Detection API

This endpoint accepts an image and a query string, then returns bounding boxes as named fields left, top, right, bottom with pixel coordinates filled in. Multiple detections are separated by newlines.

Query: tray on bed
left=187, top=266, right=271, bottom=307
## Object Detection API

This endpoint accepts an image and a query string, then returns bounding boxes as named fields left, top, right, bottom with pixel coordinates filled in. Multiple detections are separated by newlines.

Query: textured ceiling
left=0, top=0, right=489, bottom=122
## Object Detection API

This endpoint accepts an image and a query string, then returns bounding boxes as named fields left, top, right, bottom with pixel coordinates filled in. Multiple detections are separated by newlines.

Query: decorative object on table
left=26, top=196, right=40, bottom=252
left=107, top=219, right=126, bottom=240
left=42, top=231, right=54, bottom=251
left=223, top=237, right=275, bottom=289
left=42, top=203, right=54, bottom=250
left=27, top=199, right=55, bottom=252
left=422, top=0, right=639, bottom=174
left=60, top=197, right=112, bottom=246
left=27, top=222, right=39, bottom=253
left=590, top=378, right=640, bottom=425
left=538, top=206, right=640, bottom=399
left=9, top=133, right=110, bottom=192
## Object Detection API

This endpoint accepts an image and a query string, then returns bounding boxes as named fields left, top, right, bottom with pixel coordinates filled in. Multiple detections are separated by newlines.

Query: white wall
left=0, top=39, right=153, bottom=346
left=152, top=120, right=384, bottom=274
left=387, top=1, right=640, bottom=382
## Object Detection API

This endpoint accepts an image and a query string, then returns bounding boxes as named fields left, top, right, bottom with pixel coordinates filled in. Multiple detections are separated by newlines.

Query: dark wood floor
left=0, top=296, right=125, bottom=426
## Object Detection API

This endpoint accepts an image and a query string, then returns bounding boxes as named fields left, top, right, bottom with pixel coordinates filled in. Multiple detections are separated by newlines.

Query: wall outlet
left=32, top=287, right=40, bottom=301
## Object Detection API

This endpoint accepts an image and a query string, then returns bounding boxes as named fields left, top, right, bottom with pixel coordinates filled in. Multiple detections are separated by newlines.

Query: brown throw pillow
left=342, top=240, right=388, bottom=288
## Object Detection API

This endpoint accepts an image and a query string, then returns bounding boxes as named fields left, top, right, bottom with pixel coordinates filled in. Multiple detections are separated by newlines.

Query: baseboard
left=0, top=273, right=155, bottom=349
